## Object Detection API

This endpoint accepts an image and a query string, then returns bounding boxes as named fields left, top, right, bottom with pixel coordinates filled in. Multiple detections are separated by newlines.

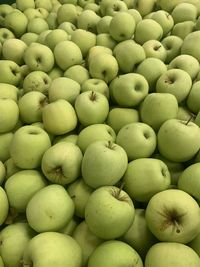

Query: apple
left=45, top=28, right=69, bottom=50
left=16, top=0, right=35, bottom=11
left=26, top=184, right=75, bottom=232
left=121, top=209, right=158, bottom=260
left=145, top=242, right=200, bottom=267
left=0, top=132, right=14, bottom=163
left=140, top=93, right=179, bottom=131
left=156, top=69, right=192, bottom=103
left=67, top=178, right=93, bottom=218
left=110, top=73, right=149, bottom=107
left=0, top=28, right=15, bottom=44
left=186, top=81, right=200, bottom=114
left=23, top=70, right=52, bottom=95
left=100, top=0, right=128, bottom=16
left=171, top=21, right=195, bottom=40
left=81, top=78, right=109, bottom=99
left=87, top=45, right=112, bottom=65
left=151, top=10, right=174, bottom=37
left=64, top=65, right=90, bottom=85
left=54, top=40, right=83, bottom=71
left=20, top=32, right=39, bottom=46
left=77, top=9, right=100, bottom=33
left=2, top=38, right=27, bottom=65
left=59, top=216, right=81, bottom=236
left=127, top=8, right=142, bottom=24
left=0, top=161, right=5, bottom=185
left=48, top=77, right=80, bottom=105
left=36, top=29, right=51, bottom=44
left=0, top=83, right=18, bottom=102
left=84, top=3, right=100, bottom=14
left=0, top=4, right=13, bottom=27
left=0, top=186, right=9, bottom=226
left=136, top=57, right=167, bottom=92
left=82, top=140, right=128, bottom=188
left=34, top=0, right=53, bottom=11
left=113, top=39, right=146, bottom=73
left=42, top=99, right=78, bottom=135
left=10, top=125, right=51, bottom=169
left=41, top=142, right=82, bottom=185
left=72, top=220, right=103, bottom=267
left=181, top=30, right=200, bottom=62
left=0, top=257, right=3, bottom=267
left=161, top=35, right=183, bottom=63
left=85, top=185, right=135, bottom=239
left=96, top=33, right=117, bottom=50
left=177, top=105, right=194, bottom=122
left=188, top=232, right=200, bottom=257
left=157, top=118, right=200, bottom=162
left=27, top=17, right=49, bottom=35
left=48, top=66, right=63, bottom=80
left=75, top=91, right=109, bottom=126
left=58, top=21, right=77, bottom=35
left=171, top=3, right=198, bottom=24
left=23, top=7, right=45, bottom=20
left=96, top=15, right=112, bottom=34
left=145, top=189, right=200, bottom=243
left=0, top=60, right=21, bottom=86
left=22, top=232, right=82, bottom=267
left=142, top=40, right=167, bottom=61
left=109, top=11, right=135, bottom=42
left=0, top=98, right=19, bottom=134
left=57, top=3, right=79, bottom=25
left=0, top=222, right=35, bottom=267
left=135, top=0, right=156, bottom=16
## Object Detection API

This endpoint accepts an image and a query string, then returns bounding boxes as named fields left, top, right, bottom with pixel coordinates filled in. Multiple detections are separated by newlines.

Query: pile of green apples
left=1, top=0, right=200, bottom=266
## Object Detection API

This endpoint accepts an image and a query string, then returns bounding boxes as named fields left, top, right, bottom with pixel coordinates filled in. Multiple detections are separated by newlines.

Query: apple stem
left=185, top=115, right=193, bottom=125
left=116, top=181, right=125, bottom=199
left=174, top=220, right=181, bottom=233
left=90, top=91, right=96, bottom=101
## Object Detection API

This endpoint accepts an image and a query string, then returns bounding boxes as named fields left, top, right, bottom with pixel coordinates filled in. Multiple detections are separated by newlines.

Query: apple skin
left=0, top=60, right=22, bottom=86
left=161, top=35, right=183, bottom=63
left=0, top=257, right=3, bottom=267
left=20, top=32, right=39, bottom=46
left=41, top=142, right=83, bottom=185
left=0, top=161, right=5, bottom=185
left=88, top=240, right=143, bottom=267
left=77, top=123, right=116, bottom=153
left=96, top=33, right=117, bottom=50
left=59, top=216, right=81, bottom=236
left=171, top=3, right=198, bottom=24
left=96, top=15, right=112, bottom=34
left=145, top=189, right=200, bottom=244
left=26, top=184, right=75, bottom=233
left=27, top=17, right=49, bottom=35
left=85, top=185, right=135, bottom=239
left=16, top=0, right=35, bottom=11
left=22, top=232, right=82, bottom=267
left=64, top=65, right=90, bottom=85
left=142, top=40, right=167, bottom=61
left=77, top=9, right=100, bottom=33
left=0, top=186, right=9, bottom=226
left=0, top=4, right=14, bottom=27
left=151, top=10, right=174, bottom=37
left=45, top=29, right=69, bottom=50
left=81, top=78, right=109, bottom=99
left=157, top=119, right=200, bottom=162
left=57, top=3, right=79, bottom=25
left=181, top=30, right=200, bottom=61
left=4, top=170, right=47, bottom=213
left=172, top=21, right=195, bottom=40
left=42, top=99, right=78, bottom=135
left=145, top=242, right=200, bottom=267
left=72, top=220, right=103, bottom=267
left=0, top=132, right=14, bottom=163
left=186, top=81, right=200, bottom=114
left=0, top=222, right=35, bottom=267
left=82, top=140, right=128, bottom=188
left=10, top=125, right=51, bottom=169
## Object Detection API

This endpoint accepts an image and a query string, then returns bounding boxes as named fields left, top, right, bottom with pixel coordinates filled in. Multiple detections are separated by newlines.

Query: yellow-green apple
left=77, top=10, right=100, bottom=33
left=0, top=186, right=9, bottom=226
left=81, top=78, right=109, bottom=99
left=16, top=0, right=35, bottom=11
left=96, top=33, right=117, bottom=50
left=10, top=125, right=51, bottom=169
left=57, top=3, right=79, bottom=25
left=151, top=10, right=174, bottom=36
left=42, top=99, right=78, bottom=135
left=20, top=32, right=39, bottom=46
left=0, top=28, right=14, bottom=44
left=48, top=66, right=63, bottom=80
left=145, top=189, right=200, bottom=243
left=34, top=0, right=53, bottom=11
left=27, top=17, right=49, bottom=35
left=36, top=29, right=51, bottom=44
left=172, top=21, right=195, bottom=40
left=161, top=35, right=183, bottom=63
left=41, top=142, right=82, bottom=185
left=186, top=81, right=200, bottom=113
left=181, top=30, right=200, bottom=61
left=45, top=28, right=69, bottom=50
left=127, top=8, right=142, bottom=24
left=135, top=0, right=156, bottom=16
left=142, top=40, right=167, bottom=61
left=59, top=216, right=80, bottom=236
left=58, top=21, right=77, bottom=35
left=22, top=232, right=82, bottom=267
left=100, top=0, right=128, bottom=16
left=0, top=161, right=5, bottom=185
left=0, top=4, right=13, bottom=27
left=96, top=15, right=112, bottom=34
left=85, top=185, right=135, bottom=239
left=0, top=60, right=21, bottom=86
left=46, top=12, right=58, bottom=30
left=53, top=132, right=78, bottom=145
left=26, top=184, right=75, bottom=232
left=0, top=84, right=18, bottom=102
left=64, top=65, right=90, bottom=85
left=0, top=132, right=13, bottom=163
left=171, top=3, right=198, bottom=23
left=23, top=7, right=45, bottom=21
left=82, top=140, right=128, bottom=188
left=87, top=45, right=112, bottom=65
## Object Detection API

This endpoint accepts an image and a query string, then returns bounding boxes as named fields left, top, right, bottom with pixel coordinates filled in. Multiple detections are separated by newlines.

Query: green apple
left=85, top=185, right=135, bottom=239
left=145, top=242, right=200, bottom=267
left=75, top=91, right=109, bottom=126
left=0, top=186, right=9, bottom=225
left=0, top=60, right=21, bottom=86
left=140, top=93, right=179, bottom=131
left=127, top=8, right=142, bottom=24
left=45, top=28, right=69, bottom=50
left=57, top=3, right=79, bottom=25
left=0, top=161, right=5, bottom=185
left=22, top=232, right=82, bottom=267
left=101, top=0, right=128, bottom=16
left=136, top=57, right=167, bottom=92
left=134, top=19, right=163, bottom=45
left=171, top=3, right=198, bottom=23
left=96, top=15, right=112, bottom=34
left=54, top=40, right=83, bottom=71
left=59, top=216, right=80, bottom=236
left=58, top=21, right=77, bottom=35
left=48, top=77, right=80, bottom=105
left=107, top=107, right=139, bottom=133
left=146, top=189, right=200, bottom=243
left=77, top=9, right=100, bottom=33
left=123, top=158, right=171, bottom=202
left=156, top=69, right=192, bottom=103
left=181, top=30, right=200, bottom=62
left=23, top=7, right=45, bottom=20
left=64, top=64, right=90, bottom=85
left=84, top=3, right=100, bottom=14
left=161, top=35, right=183, bottom=63
left=110, top=73, right=149, bottom=107
left=48, top=66, right=63, bottom=80
left=10, top=125, right=51, bottom=169
left=16, top=0, right=35, bottom=11
left=4, top=10, right=28, bottom=38
left=151, top=10, right=174, bottom=37
left=109, top=11, right=135, bottom=42
left=0, top=98, right=19, bottom=133
left=41, top=142, right=82, bottom=185
left=177, top=105, right=194, bottom=122
left=20, top=32, right=39, bottom=46
left=0, top=28, right=15, bottom=44
left=135, top=0, right=156, bottom=16
left=42, top=99, right=78, bottom=135
left=188, top=232, right=200, bottom=257
left=172, top=21, right=195, bottom=40
left=82, top=140, right=128, bottom=188
left=0, top=132, right=13, bottom=163
left=77, top=123, right=116, bottom=153
left=67, top=178, right=93, bottom=218
left=0, top=83, right=18, bottom=102
left=96, top=33, right=117, bottom=50
left=142, top=40, right=167, bottom=61
left=81, top=78, right=109, bottom=99
left=36, top=29, right=51, bottom=44
left=2, top=38, right=27, bottom=65
left=72, top=220, right=103, bottom=267
left=27, top=17, right=49, bottom=35
left=46, top=12, right=58, bottom=29
left=186, top=81, right=200, bottom=113
left=0, top=4, right=13, bottom=27
left=121, top=209, right=158, bottom=260
left=157, top=119, right=200, bottom=162
left=71, top=29, right=96, bottom=58
left=26, top=184, right=75, bottom=232
left=23, top=42, right=54, bottom=72
left=113, top=39, right=146, bottom=73
left=23, top=70, right=52, bottom=95
left=34, top=0, right=53, bottom=11
left=78, top=0, right=94, bottom=8
left=168, top=54, right=200, bottom=80
left=0, top=222, right=35, bottom=267
left=87, top=45, right=112, bottom=65
left=53, top=132, right=78, bottom=145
